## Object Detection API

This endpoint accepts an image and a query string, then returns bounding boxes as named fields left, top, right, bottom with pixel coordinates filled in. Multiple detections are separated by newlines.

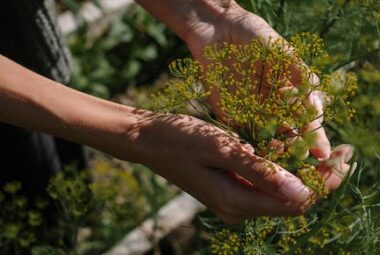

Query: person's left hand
left=184, top=2, right=354, bottom=191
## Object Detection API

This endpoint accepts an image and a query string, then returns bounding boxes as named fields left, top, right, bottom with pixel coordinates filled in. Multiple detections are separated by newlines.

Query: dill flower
left=152, top=32, right=359, bottom=255
left=210, top=228, right=241, bottom=255
left=152, top=32, right=357, bottom=195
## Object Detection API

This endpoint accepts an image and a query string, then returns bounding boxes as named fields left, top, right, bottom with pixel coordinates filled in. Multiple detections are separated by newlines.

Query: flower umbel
left=152, top=33, right=357, bottom=193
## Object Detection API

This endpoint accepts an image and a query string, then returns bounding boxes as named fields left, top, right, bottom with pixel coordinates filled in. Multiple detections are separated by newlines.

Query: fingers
left=320, top=163, right=351, bottom=191
left=317, top=144, right=356, bottom=191
left=268, top=138, right=285, bottom=155
left=277, top=83, right=331, bottom=160
left=287, top=62, right=332, bottom=160
left=202, top=143, right=355, bottom=224
left=169, top=160, right=304, bottom=224
left=302, top=92, right=331, bottom=160
left=216, top=146, right=311, bottom=204
left=242, top=143, right=255, bottom=154
left=204, top=170, right=304, bottom=224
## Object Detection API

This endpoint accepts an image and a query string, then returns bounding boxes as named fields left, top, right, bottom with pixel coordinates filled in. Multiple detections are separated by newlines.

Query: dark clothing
left=0, top=0, right=71, bottom=83
left=0, top=0, right=87, bottom=195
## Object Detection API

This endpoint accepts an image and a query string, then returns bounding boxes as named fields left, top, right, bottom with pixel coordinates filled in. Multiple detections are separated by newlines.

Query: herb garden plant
left=152, top=31, right=360, bottom=254
left=1, top=0, right=379, bottom=254
left=203, top=1, right=380, bottom=254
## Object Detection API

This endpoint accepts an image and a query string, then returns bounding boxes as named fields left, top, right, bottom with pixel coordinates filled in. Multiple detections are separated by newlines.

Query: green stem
left=257, top=62, right=266, bottom=104
left=330, top=47, right=380, bottom=72
left=284, top=164, right=355, bottom=254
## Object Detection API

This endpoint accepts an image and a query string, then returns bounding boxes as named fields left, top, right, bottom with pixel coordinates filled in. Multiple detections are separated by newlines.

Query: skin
left=0, top=0, right=354, bottom=224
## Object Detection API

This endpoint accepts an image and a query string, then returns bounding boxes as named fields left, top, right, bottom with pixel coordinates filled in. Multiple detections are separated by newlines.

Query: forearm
left=135, top=0, right=239, bottom=43
left=0, top=55, right=145, bottom=162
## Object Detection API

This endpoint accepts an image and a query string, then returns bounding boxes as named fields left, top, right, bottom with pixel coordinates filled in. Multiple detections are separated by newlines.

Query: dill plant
left=152, top=32, right=359, bottom=254
left=0, top=161, right=150, bottom=255
left=153, top=32, right=356, bottom=197
left=0, top=181, right=47, bottom=254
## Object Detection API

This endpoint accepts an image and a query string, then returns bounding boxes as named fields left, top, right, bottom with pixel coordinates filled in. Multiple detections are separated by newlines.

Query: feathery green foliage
left=151, top=27, right=380, bottom=254
left=153, top=33, right=356, bottom=199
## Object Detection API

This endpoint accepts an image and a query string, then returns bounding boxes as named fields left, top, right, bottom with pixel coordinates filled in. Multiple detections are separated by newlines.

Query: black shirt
left=0, top=0, right=86, bottom=195
left=0, top=0, right=70, bottom=83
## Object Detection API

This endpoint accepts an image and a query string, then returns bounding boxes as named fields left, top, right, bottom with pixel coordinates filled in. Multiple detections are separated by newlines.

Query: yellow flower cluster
left=278, top=216, right=310, bottom=253
left=151, top=58, right=211, bottom=112
left=320, top=72, right=358, bottom=123
left=290, top=32, right=328, bottom=68
left=153, top=32, right=358, bottom=190
left=297, top=162, right=329, bottom=199
left=211, top=218, right=276, bottom=255
left=0, top=181, right=45, bottom=250
left=152, top=33, right=359, bottom=254
left=210, top=228, right=240, bottom=255
left=209, top=210, right=357, bottom=255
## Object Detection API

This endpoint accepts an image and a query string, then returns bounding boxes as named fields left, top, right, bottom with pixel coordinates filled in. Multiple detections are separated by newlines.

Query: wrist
left=0, top=55, right=165, bottom=168
left=115, top=107, right=155, bottom=164
left=118, top=110, right=176, bottom=168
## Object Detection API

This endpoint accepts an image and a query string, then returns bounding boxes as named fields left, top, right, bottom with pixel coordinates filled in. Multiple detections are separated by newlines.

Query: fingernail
left=318, top=156, right=329, bottom=161
left=332, top=144, right=354, bottom=161
left=343, top=145, right=354, bottom=162
left=317, top=154, right=329, bottom=161
left=325, top=157, right=341, bottom=168
left=279, top=179, right=311, bottom=203
left=349, top=162, right=358, bottom=176
left=300, top=192, right=317, bottom=210
left=325, top=144, right=354, bottom=166
left=242, top=143, right=255, bottom=154
left=311, top=148, right=329, bottom=161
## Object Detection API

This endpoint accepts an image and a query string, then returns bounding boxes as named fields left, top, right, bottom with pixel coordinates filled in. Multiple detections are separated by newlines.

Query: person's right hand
left=0, top=54, right=354, bottom=225
left=124, top=111, right=353, bottom=223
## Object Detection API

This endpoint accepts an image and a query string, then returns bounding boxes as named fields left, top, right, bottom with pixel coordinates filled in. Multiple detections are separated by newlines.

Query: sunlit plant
left=153, top=32, right=356, bottom=198
left=152, top=32, right=359, bottom=254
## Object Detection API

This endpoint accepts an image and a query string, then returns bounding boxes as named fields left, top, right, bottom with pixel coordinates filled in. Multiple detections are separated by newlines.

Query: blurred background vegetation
left=1, top=0, right=380, bottom=254
left=67, top=3, right=188, bottom=98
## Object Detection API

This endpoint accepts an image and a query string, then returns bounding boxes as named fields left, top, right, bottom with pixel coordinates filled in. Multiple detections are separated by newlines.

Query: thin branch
left=331, top=47, right=380, bottom=72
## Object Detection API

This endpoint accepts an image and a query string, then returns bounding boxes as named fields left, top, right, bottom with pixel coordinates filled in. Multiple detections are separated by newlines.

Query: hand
left=186, top=3, right=331, bottom=159
left=134, top=0, right=356, bottom=221
left=129, top=110, right=313, bottom=223
left=127, top=111, right=355, bottom=223
left=183, top=2, right=355, bottom=188
left=317, top=144, right=356, bottom=191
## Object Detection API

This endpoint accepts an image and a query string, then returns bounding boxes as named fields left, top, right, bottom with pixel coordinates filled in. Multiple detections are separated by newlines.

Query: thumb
left=222, top=146, right=312, bottom=203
